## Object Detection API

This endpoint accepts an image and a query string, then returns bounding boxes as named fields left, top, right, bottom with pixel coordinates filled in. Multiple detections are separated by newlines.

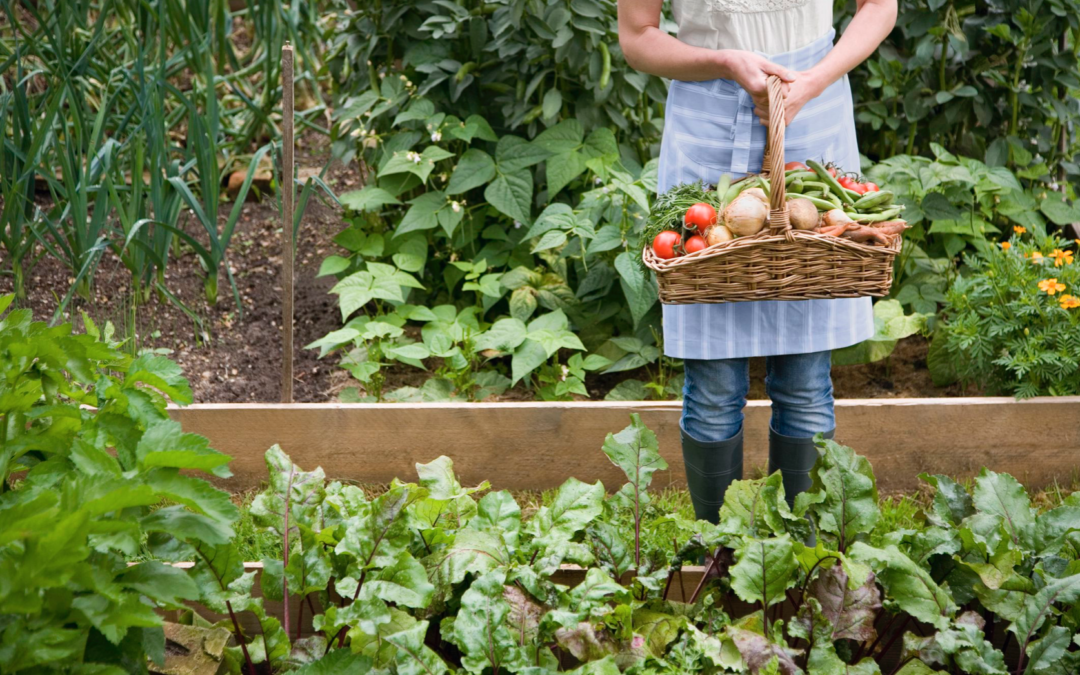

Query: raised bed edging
left=168, top=397, right=1080, bottom=493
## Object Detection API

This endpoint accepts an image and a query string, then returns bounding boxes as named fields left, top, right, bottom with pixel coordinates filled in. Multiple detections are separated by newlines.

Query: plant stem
left=226, top=600, right=258, bottom=675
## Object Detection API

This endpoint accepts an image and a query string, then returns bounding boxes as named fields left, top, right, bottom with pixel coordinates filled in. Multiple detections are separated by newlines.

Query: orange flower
left=1059, top=295, right=1080, bottom=310
left=1053, top=249, right=1074, bottom=267
left=1014, top=225, right=1027, bottom=234
left=1027, top=251, right=1044, bottom=262
left=1001, top=241, right=1012, bottom=251
left=1039, top=278, right=1066, bottom=295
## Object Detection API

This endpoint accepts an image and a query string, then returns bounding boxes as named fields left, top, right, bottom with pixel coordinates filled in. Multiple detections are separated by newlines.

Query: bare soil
left=6, top=134, right=963, bottom=403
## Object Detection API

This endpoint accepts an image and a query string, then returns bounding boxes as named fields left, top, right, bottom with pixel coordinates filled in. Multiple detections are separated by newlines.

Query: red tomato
left=785, top=161, right=810, bottom=171
left=652, top=230, right=682, bottom=259
left=684, top=202, right=717, bottom=232
left=864, top=182, right=880, bottom=192
left=838, top=176, right=867, bottom=194
left=827, top=166, right=838, bottom=177
left=684, top=235, right=706, bottom=254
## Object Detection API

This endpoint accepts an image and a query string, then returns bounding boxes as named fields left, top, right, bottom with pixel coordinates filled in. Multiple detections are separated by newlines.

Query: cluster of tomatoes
left=784, top=161, right=879, bottom=194
left=651, top=202, right=715, bottom=259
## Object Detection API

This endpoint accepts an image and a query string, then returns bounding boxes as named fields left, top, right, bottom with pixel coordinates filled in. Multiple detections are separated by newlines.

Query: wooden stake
left=281, top=43, right=295, bottom=403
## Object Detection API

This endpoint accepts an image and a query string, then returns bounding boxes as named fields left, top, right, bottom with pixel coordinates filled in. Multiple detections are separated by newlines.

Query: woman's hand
left=723, top=50, right=797, bottom=114
left=753, top=71, right=825, bottom=125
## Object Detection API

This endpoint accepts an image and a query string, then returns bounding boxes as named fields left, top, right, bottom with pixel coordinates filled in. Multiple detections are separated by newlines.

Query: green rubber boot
left=768, top=427, right=834, bottom=509
left=681, top=426, right=744, bottom=524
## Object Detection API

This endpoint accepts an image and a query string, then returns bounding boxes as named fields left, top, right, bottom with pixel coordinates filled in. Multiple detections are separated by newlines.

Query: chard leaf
left=920, top=473, right=975, bottom=528
left=602, top=412, right=666, bottom=510
left=385, top=618, right=449, bottom=675
left=730, top=535, right=797, bottom=608
left=849, top=543, right=956, bottom=630
left=1009, top=573, right=1080, bottom=650
left=525, top=477, right=604, bottom=549
left=452, top=569, right=516, bottom=674
left=721, top=472, right=810, bottom=541
left=800, top=440, right=879, bottom=550
left=799, top=565, right=881, bottom=642
left=727, top=627, right=802, bottom=675
left=429, top=528, right=508, bottom=587
left=250, top=445, right=326, bottom=546
left=972, top=469, right=1036, bottom=551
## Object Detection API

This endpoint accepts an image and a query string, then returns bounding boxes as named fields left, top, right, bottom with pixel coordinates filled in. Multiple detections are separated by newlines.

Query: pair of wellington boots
left=681, top=426, right=832, bottom=524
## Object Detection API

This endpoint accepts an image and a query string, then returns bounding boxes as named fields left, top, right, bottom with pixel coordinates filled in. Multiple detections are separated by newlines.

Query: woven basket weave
left=642, top=76, right=901, bottom=305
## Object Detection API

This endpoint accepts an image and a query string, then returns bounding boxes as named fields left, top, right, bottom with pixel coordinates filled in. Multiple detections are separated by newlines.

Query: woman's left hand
left=754, top=71, right=824, bottom=126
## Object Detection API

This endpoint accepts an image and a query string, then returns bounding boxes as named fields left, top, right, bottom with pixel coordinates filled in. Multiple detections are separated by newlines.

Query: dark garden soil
left=8, top=134, right=968, bottom=404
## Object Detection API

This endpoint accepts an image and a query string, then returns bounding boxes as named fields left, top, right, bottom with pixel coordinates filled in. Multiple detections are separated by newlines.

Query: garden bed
left=170, top=395, right=1080, bottom=494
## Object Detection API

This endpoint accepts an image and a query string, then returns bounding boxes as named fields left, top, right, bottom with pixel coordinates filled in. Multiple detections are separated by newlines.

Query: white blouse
left=669, top=0, right=834, bottom=56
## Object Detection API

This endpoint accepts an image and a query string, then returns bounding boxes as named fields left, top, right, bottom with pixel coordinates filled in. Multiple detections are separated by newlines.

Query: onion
left=723, top=195, right=768, bottom=237
left=740, top=187, right=768, bottom=203
left=821, top=209, right=854, bottom=231
left=788, top=198, right=820, bottom=231
left=705, top=225, right=734, bottom=246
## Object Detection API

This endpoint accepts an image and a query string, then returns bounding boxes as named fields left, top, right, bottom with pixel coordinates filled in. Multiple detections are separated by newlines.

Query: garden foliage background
left=2, top=0, right=1080, bottom=402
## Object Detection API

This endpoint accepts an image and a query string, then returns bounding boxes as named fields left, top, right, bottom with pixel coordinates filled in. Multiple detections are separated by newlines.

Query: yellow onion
left=821, top=209, right=854, bottom=230
left=740, top=187, right=768, bottom=203
left=788, top=198, right=820, bottom=231
left=723, top=195, right=768, bottom=237
left=705, top=225, right=734, bottom=246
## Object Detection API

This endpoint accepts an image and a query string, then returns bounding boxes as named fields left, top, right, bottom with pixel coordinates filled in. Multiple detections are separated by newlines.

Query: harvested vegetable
left=821, top=209, right=854, bottom=230
left=723, top=195, right=768, bottom=237
left=843, top=226, right=892, bottom=246
left=652, top=230, right=681, bottom=259
left=684, top=202, right=717, bottom=232
left=740, top=187, right=768, bottom=204
left=787, top=198, right=820, bottom=231
left=872, top=220, right=911, bottom=236
left=684, top=235, right=706, bottom=254
left=705, top=225, right=734, bottom=246
left=784, top=160, right=810, bottom=171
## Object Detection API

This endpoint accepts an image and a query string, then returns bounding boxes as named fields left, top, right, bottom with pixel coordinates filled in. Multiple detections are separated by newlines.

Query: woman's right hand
left=719, top=50, right=797, bottom=118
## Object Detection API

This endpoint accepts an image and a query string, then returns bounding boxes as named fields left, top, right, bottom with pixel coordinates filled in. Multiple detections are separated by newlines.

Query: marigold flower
left=1000, top=241, right=1011, bottom=251
left=1039, top=278, right=1066, bottom=295
left=1014, top=225, right=1027, bottom=234
left=1052, top=249, right=1074, bottom=267
left=1027, top=251, right=1044, bottom=262
left=1060, top=295, right=1080, bottom=310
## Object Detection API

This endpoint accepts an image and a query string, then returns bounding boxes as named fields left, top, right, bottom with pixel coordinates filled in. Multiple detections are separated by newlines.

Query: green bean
left=853, top=190, right=894, bottom=210
left=807, top=160, right=855, bottom=205
left=796, top=194, right=839, bottom=211
left=784, top=170, right=817, bottom=184
left=852, top=207, right=904, bottom=222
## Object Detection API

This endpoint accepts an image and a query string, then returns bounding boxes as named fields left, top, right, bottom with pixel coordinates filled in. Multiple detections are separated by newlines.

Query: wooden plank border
left=168, top=397, right=1080, bottom=494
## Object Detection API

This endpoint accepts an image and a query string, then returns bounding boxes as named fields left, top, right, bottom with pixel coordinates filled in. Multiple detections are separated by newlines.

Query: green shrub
left=0, top=300, right=240, bottom=671
left=868, top=147, right=1080, bottom=315
left=932, top=231, right=1080, bottom=397
left=840, top=0, right=1080, bottom=185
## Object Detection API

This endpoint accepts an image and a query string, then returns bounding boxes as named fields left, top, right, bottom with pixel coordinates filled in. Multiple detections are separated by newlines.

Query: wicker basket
left=642, top=76, right=901, bottom=305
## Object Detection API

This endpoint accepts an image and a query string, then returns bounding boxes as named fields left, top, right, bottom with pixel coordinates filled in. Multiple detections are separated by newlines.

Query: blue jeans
left=682, top=351, right=835, bottom=441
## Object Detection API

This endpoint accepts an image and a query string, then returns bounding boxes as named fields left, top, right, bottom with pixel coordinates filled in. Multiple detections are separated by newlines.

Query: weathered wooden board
left=169, top=397, right=1080, bottom=493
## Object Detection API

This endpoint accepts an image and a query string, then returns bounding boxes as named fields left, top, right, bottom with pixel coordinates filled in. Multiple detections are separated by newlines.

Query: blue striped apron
left=657, top=28, right=875, bottom=360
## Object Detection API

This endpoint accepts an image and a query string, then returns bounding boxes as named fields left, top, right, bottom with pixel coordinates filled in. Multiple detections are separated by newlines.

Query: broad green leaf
left=511, top=338, right=548, bottom=384
left=526, top=477, right=604, bottom=549
left=339, top=186, right=401, bottom=213
left=119, top=561, right=200, bottom=609
left=972, top=469, right=1036, bottom=550
left=473, top=318, right=528, bottom=353
left=495, top=135, right=551, bottom=173
left=801, top=440, right=879, bottom=548
left=601, top=413, right=667, bottom=509
left=849, top=543, right=956, bottom=630
left=1009, top=573, right=1080, bottom=647
left=533, top=119, right=584, bottom=154
left=614, top=251, right=657, bottom=328
left=447, top=149, right=496, bottom=195
left=136, top=420, right=232, bottom=479
left=385, top=619, right=449, bottom=675
left=452, top=569, right=516, bottom=674
left=485, top=168, right=533, bottom=224
left=730, top=535, right=797, bottom=608
left=546, top=151, right=587, bottom=197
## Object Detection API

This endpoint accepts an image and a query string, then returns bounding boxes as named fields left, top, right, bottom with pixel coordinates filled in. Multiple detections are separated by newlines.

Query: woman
left=618, top=0, right=897, bottom=521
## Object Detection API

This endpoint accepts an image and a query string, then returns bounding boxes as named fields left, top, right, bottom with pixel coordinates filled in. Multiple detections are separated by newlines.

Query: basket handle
left=761, top=75, right=790, bottom=235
